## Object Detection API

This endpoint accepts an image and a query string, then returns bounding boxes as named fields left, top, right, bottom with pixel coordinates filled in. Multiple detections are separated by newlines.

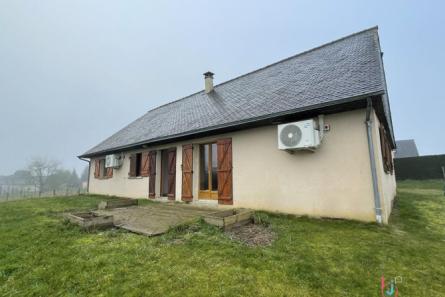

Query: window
left=94, top=158, right=112, bottom=179
left=135, top=153, right=142, bottom=176
left=129, top=153, right=143, bottom=177
left=100, top=159, right=107, bottom=178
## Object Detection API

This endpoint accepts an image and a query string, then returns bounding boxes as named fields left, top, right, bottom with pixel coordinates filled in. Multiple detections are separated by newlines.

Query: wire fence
left=0, top=186, right=86, bottom=202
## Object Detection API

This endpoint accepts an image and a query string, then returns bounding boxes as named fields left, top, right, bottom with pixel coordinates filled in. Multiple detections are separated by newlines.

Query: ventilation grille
left=279, top=124, right=302, bottom=147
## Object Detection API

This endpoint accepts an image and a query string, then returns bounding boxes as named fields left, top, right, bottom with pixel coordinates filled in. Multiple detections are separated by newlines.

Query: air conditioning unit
left=278, top=119, right=321, bottom=150
left=105, top=154, right=122, bottom=168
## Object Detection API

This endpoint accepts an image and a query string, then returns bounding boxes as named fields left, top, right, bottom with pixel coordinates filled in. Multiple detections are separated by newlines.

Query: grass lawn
left=1, top=181, right=444, bottom=296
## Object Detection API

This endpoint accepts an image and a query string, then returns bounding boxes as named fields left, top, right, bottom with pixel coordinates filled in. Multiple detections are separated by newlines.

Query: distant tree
left=69, top=169, right=80, bottom=187
left=46, top=169, right=68, bottom=190
left=27, top=157, right=59, bottom=195
left=45, top=169, right=81, bottom=192
left=80, top=166, right=89, bottom=183
left=11, top=170, right=32, bottom=185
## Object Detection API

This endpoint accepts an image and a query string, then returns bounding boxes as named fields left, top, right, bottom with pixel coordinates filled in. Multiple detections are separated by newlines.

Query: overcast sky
left=0, top=0, right=444, bottom=175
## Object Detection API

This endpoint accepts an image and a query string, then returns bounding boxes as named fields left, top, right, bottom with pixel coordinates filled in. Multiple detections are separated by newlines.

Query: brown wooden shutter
left=129, top=154, right=137, bottom=177
left=106, top=167, right=113, bottom=178
left=167, top=148, right=176, bottom=200
left=181, top=144, right=193, bottom=201
left=379, top=126, right=387, bottom=172
left=217, top=138, right=233, bottom=205
left=379, top=126, right=394, bottom=174
left=148, top=151, right=157, bottom=198
left=94, top=160, right=100, bottom=178
left=140, top=152, right=150, bottom=177
left=386, top=138, right=394, bottom=173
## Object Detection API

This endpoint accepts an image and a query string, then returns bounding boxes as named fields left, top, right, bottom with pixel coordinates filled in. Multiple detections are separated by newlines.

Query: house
left=79, top=27, right=396, bottom=224
left=395, top=139, right=419, bottom=158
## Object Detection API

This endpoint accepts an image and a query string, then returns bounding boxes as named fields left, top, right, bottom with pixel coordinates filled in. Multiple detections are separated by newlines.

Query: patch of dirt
left=226, top=224, right=276, bottom=247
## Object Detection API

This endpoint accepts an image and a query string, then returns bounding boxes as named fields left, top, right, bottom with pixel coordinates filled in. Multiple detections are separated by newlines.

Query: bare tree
left=27, top=157, right=59, bottom=196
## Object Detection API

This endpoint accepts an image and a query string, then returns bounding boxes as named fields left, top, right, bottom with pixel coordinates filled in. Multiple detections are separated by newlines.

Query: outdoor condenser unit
left=105, top=154, right=122, bottom=168
left=277, top=119, right=322, bottom=151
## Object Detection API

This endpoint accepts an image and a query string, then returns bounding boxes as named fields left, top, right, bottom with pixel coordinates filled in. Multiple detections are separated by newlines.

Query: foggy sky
left=1, top=0, right=444, bottom=175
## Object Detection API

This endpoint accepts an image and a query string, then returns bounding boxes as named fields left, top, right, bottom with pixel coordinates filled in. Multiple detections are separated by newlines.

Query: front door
left=199, top=143, right=218, bottom=199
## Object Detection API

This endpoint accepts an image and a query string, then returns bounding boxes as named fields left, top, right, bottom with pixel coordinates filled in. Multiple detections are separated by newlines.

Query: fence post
left=442, top=166, right=445, bottom=196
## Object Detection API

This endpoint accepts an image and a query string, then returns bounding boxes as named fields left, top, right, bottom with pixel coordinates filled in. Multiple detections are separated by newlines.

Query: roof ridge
left=145, top=26, right=379, bottom=113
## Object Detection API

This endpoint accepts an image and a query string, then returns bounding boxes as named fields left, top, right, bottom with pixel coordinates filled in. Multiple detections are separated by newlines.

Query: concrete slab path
left=95, top=202, right=217, bottom=236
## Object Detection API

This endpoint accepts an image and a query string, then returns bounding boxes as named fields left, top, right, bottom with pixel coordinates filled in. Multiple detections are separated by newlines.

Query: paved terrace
left=95, top=202, right=217, bottom=236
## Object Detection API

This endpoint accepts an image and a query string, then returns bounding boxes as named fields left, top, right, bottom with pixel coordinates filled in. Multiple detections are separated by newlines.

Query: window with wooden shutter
left=94, top=159, right=110, bottom=179
left=140, top=152, right=150, bottom=177
left=182, top=144, right=193, bottom=201
left=217, top=138, right=233, bottom=205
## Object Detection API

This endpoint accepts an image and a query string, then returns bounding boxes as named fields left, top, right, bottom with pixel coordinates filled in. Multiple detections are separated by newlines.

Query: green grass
left=1, top=181, right=444, bottom=296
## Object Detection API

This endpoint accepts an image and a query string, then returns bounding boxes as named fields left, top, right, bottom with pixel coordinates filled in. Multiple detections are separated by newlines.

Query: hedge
left=394, top=154, right=445, bottom=180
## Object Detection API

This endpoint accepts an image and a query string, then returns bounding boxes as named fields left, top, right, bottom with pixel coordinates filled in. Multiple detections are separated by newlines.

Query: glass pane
left=136, top=153, right=142, bottom=176
left=211, top=143, right=218, bottom=191
left=200, top=145, right=209, bottom=190
left=100, top=160, right=106, bottom=177
left=161, top=150, right=169, bottom=195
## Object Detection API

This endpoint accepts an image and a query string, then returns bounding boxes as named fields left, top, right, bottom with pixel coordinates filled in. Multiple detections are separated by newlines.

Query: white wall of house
left=371, top=111, right=397, bottom=223
left=88, top=153, right=149, bottom=198
left=88, top=108, right=396, bottom=223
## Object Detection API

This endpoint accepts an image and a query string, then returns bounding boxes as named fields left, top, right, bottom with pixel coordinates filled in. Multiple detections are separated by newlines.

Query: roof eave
left=78, top=91, right=384, bottom=159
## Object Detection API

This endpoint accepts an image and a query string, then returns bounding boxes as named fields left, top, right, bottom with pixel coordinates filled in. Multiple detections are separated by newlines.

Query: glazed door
left=161, top=148, right=176, bottom=200
left=198, top=143, right=218, bottom=199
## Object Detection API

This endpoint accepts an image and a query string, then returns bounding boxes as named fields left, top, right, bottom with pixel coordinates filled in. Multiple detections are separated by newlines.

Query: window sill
left=128, top=176, right=144, bottom=179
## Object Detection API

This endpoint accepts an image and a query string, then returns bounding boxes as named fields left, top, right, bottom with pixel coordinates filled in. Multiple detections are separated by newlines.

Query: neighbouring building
left=79, top=27, right=396, bottom=224
left=395, top=139, right=419, bottom=159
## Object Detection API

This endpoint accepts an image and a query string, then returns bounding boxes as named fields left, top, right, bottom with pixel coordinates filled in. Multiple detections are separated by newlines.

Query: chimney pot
left=204, top=71, right=214, bottom=93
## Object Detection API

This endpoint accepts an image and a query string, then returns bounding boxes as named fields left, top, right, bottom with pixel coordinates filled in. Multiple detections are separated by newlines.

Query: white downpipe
left=365, top=98, right=383, bottom=224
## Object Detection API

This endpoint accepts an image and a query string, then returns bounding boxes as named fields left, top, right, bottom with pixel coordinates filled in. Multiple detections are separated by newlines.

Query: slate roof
left=80, top=26, right=392, bottom=157
left=395, top=140, right=419, bottom=158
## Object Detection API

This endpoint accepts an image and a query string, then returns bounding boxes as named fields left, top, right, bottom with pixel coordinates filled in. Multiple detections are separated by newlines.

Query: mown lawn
left=0, top=181, right=444, bottom=296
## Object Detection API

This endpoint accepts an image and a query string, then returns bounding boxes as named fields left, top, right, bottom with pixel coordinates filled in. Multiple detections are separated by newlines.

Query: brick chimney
left=204, top=71, right=214, bottom=93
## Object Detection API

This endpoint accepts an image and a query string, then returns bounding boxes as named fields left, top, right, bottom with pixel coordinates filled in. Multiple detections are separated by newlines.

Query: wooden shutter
left=181, top=144, right=193, bottom=201
left=129, top=154, right=137, bottom=177
left=140, top=152, right=150, bottom=177
left=379, top=126, right=393, bottom=174
left=148, top=151, right=157, bottom=198
left=379, top=126, right=387, bottom=172
left=94, top=160, right=100, bottom=178
left=167, top=148, right=176, bottom=200
left=386, top=138, right=394, bottom=173
left=217, top=138, right=233, bottom=205
left=106, top=167, right=113, bottom=178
